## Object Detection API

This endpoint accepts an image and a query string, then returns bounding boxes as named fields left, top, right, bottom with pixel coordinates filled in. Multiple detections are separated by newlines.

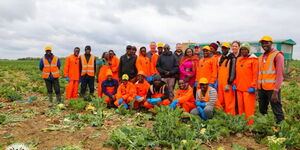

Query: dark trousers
left=258, top=89, right=284, bottom=123
left=80, top=75, right=95, bottom=96
left=44, top=78, right=60, bottom=95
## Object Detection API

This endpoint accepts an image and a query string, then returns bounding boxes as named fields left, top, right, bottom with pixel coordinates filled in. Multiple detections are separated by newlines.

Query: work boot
left=56, top=94, right=62, bottom=104
left=48, top=94, right=53, bottom=107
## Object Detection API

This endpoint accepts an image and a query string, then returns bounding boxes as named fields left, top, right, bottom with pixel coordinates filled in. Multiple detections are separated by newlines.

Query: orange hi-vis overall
left=136, top=55, right=153, bottom=77
left=80, top=54, right=95, bottom=77
left=102, top=86, right=116, bottom=104
left=97, top=65, right=111, bottom=97
left=42, top=56, right=60, bottom=79
left=151, top=53, right=159, bottom=74
left=134, top=80, right=150, bottom=109
left=257, top=50, right=282, bottom=90
left=236, top=56, right=258, bottom=124
left=114, top=82, right=136, bottom=106
left=173, top=86, right=196, bottom=112
left=64, top=54, right=80, bottom=99
left=144, top=84, right=170, bottom=109
left=196, top=57, right=217, bottom=84
left=109, top=56, right=119, bottom=80
left=215, top=58, right=235, bottom=116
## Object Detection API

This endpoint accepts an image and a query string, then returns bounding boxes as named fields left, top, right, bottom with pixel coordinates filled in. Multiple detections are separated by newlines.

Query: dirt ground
left=0, top=100, right=268, bottom=150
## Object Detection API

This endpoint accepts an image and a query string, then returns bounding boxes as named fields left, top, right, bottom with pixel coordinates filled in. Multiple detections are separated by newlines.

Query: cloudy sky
left=0, top=0, right=299, bottom=59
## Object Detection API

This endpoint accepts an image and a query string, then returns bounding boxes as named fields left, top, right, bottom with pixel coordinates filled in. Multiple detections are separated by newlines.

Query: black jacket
left=118, top=54, right=137, bottom=79
left=156, top=51, right=179, bottom=78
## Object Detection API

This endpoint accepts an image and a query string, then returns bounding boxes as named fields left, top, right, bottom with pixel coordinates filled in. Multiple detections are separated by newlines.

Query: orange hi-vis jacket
left=236, top=55, right=258, bottom=91
left=151, top=53, right=159, bottom=74
left=80, top=54, right=96, bottom=76
left=136, top=55, right=153, bottom=77
left=42, top=56, right=60, bottom=79
left=135, top=80, right=150, bottom=98
left=64, top=54, right=80, bottom=80
left=174, top=86, right=196, bottom=112
left=195, top=57, right=217, bottom=84
left=115, top=82, right=136, bottom=103
left=109, top=56, right=119, bottom=80
left=258, top=50, right=282, bottom=90
left=174, top=86, right=195, bottom=104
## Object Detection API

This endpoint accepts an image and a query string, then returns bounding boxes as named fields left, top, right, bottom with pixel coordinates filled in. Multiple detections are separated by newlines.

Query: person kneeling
left=144, top=74, right=170, bottom=109
left=170, top=80, right=196, bottom=112
left=191, top=78, right=218, bottom=120
left=114, top=74, right=136, bottom=109
left=134, top=71, right=150, bottom=109
left=101, top=70, right=118, bottom=107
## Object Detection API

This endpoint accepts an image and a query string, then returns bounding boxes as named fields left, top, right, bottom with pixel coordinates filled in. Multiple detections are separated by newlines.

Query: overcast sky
left=0, top=0, right=299, bottom=59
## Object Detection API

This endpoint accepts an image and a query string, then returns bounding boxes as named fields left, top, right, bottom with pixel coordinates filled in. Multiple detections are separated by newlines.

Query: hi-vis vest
left=80, top=54, right=95, bottom=76
left=199, top=86, right=212, bottom=102
left=42, top=56, right=60, bottom=79
left=258, top=50, right=281, bottom=90
left=149, top=84, right=166, bottom=98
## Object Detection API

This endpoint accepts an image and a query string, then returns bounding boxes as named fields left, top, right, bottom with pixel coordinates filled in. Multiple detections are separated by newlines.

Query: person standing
left=193, top=45, right=202, bottom=60
left=118, top=45, right=138, bottom=81
left=157, top=42, right=164, bottom=55
left=108, top=50, right=119, bottom=80
left=146, top=41, right=159, bottom=74
left=174, top=43, right=184, bottom=84
left=156, top=44, right=179, bottom=100
left=40, top=46, right=61, bottom=106
left=195, top=46, right=217, bottom=88
left=80, top=45, right=96, bottom=97
left=179, top=48, right=198, bottom=87
left=231, top=41, right=241, bottom=58
left=234, top=43, right=258, bottom=124
left=257, top=36, right=285, bottom=124
left=215, top=42, right=236, bottom=116
left=96, top=52, right=111, bottom=97
left=64, top=47, right=80, bottom=100
left=136, top=47, right=153, bottom=82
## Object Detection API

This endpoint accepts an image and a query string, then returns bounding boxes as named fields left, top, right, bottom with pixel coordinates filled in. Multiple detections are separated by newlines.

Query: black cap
left=126, top=45, right=132, bottom=50
left=85, top=45, right=91, bottom=50
left=74, top=47, right=80, bottom=50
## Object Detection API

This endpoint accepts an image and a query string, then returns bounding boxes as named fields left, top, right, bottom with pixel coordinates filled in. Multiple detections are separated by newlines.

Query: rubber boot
left=48, top=94, right=53, bottom=107
left=56, top=94, right=62, bottom=104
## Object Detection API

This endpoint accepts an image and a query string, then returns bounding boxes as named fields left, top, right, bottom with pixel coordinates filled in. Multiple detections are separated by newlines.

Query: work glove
left=118, top=98, right=124, bottom=105
left=248, top=88, right=255, bottom=93
left=147, top=76, right=153, bottom=82
left=195, top=100, right=206, bottom=108
left=194, top=82, right=198, bottom=88
left=146, top=98, right=152, bottom=104
left=135, top=96, right=144, bottom=102
left=123, top=103, right=129, bottom=109
left=170, top=99, right=178, bottom=109
left=209, top=84, right=214, bottom=88
left=150, top=98, right=162, bottom=105
left=65, top=77, right=70, bottom=82
left=214, top=80, right=218, bottom=90
left=232, top=85, right=237, bottom=90
left=197, top=107, right=207, bottom=120
left=97, top=60, right=102, bottom=65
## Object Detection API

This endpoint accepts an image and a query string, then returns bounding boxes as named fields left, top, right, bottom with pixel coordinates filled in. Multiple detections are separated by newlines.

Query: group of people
left=40, top=35, right=285, bottom=124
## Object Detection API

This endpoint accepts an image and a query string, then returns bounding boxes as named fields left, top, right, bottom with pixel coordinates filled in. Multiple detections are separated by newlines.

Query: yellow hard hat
left=44, top=46, right=52, bottom=51
left=202, top=46, right=211, bottom=51
left=122, top=74, right=129, bottom=80
left=221, top=42, right=230, bottom=49
left=157, top=42, right=164, bottom=48
left=259, top=36, right=273, bottom=43
left=199, top=78, right=209, bottom=84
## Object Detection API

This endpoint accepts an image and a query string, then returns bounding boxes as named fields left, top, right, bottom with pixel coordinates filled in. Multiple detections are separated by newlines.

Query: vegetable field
left=0, top=59, right=299, bottom=150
